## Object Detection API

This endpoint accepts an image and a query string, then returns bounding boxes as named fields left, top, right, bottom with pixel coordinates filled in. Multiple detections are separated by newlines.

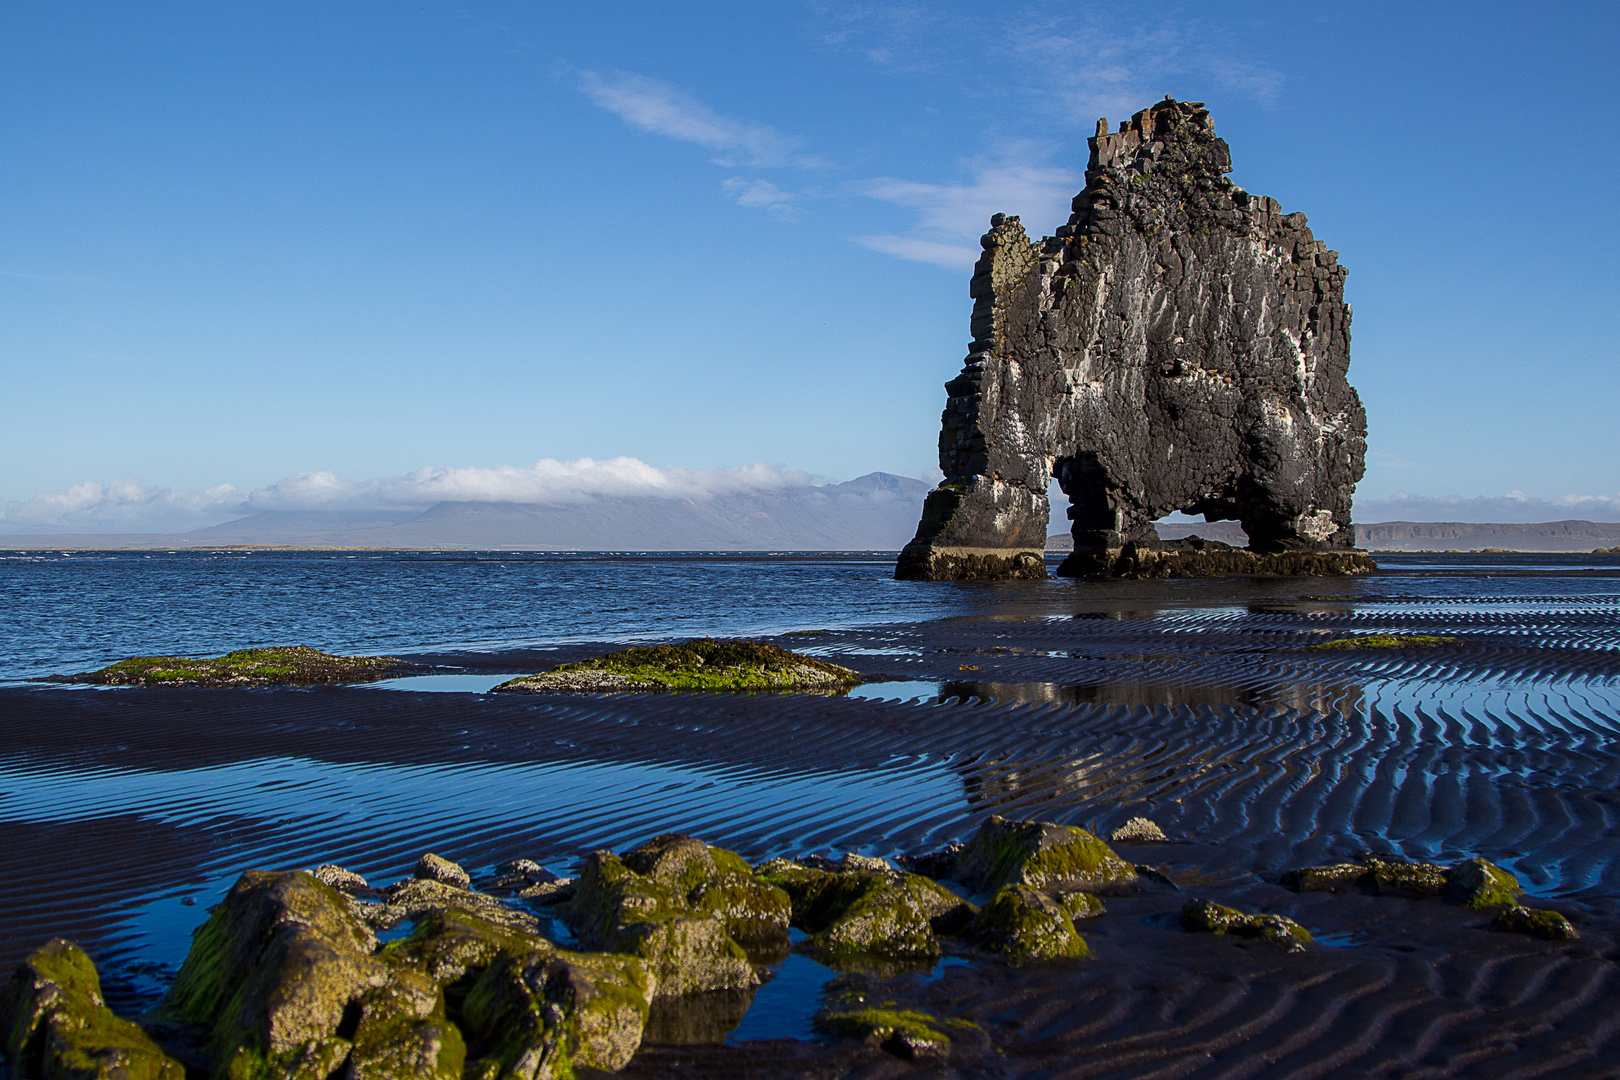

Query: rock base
left=894, top=546, right=1048, bottom=582
left=1057, top=542, right=1376, bottom=580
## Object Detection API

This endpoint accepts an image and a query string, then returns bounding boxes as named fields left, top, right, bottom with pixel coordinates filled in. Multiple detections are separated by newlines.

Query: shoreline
left=4, top=571, right=1620, bottom=1075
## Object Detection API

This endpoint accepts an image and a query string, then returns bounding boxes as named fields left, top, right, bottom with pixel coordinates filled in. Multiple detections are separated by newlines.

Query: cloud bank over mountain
left=0, top=458, right=818, bottom=533
left=1355, top=491, right=1620, bottom=524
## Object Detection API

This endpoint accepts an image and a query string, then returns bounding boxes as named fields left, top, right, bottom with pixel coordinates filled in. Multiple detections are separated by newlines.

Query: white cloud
left=578, top=71, right=816, bottom=168
left=0, top=479, right=243, bottom=532
left=722, top=177, right=800, bottom=218
left=1, top=459, right=821, bottom=534
left=855, top=162, right=1082, bottom=268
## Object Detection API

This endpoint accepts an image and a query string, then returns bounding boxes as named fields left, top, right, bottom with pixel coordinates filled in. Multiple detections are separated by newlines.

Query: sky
left=1, top=1, right=1616, bottom=532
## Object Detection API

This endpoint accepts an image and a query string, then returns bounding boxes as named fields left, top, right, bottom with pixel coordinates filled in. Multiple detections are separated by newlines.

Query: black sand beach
left=4, top=562, right=1620, bottom=1077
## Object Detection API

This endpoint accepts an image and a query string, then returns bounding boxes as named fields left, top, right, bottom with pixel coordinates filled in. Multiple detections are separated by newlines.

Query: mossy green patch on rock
left=563, top=850, right=757, bottom=997
left=952, top=816, right=1138, bottom=895
left=971, top=885, right=1090, bottom=964
left=1492, top=906, right=1578, bottom=940
left=687, top=875, right=791, bottom=951
left=1307, top=634, right=1459, bottom=651
left=152, top=870, right=386, bottom=1076
left=492, top=638, right=859, bottom=693
left=1, top=938, right=184, bottom=1079
left=759, top=865, right=972, bottom=963
left=1369, top=860, right=1449, bottom=897
left=812, top=985, right=984, bottom=1064
left=63, top=646, right=403, bottom=687
left=1181, top=899, right=1312, bottom=952
left=1279, top=862, right=1369, bottom=892
left=1447, top=857, right=1521, bottom=911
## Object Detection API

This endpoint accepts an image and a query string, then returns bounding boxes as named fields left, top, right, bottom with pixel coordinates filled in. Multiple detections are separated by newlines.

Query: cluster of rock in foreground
left=0, top=816, right=1574, bottom=1079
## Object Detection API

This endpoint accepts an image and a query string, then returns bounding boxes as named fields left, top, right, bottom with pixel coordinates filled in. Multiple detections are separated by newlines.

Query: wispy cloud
left=722, top=177, right=800, bottom=218
left=578, top=70, right=818, bottom=168
left=1, top=459, right=821, bottom=533
left=856, top=162, right=1082, bottom=268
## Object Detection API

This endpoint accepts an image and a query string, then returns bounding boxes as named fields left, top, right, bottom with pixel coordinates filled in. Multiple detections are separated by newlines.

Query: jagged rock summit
left=898, top=97, right=1371, bottom=580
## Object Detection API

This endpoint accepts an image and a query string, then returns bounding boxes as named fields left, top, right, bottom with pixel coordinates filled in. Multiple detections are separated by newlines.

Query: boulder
left=1181, top=899, right=1312, bottom=952
left=1493, top=906, right=1578, bottom=941
left=459, top=948, right=651, bottom=1076
left=970, top=885, right=1090, bottom=964
left=151, top=870, right=389, bottom=1078
left=312, top=865, right=370, bottom=894
left=1369, top=859, right=1449, bottom=898
left=380, top=878, right=541, bottom=935
left=1279, top=862, right=1369, bottom=892
left=1447, top=857, right=1521, bottom=911
left=0, top=938, right=184, bottom=1079
left=564, top=850, right=758, bottom=997
left=953, top=816, right=1138, bottom=894
left=414, top=853, right=472, bottom=890
left=1109, top=817, right=1168, bottom=844
left=687, top=875, right=791, bottom=951
left=760, top=865, right=973, bottom=962
left=621, top=834, right=718, bottom=893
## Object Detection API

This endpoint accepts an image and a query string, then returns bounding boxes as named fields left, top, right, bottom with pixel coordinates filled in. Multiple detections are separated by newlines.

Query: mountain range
left=3, top=471, right=1617, bottom=552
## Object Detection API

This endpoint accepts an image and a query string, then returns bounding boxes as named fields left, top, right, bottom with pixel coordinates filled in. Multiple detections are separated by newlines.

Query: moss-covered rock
left=1492, top=906, right=1578, bottom=941
left=1369, top=860, right=1449, bottom=898
left=621, top=834, right=719, bottom=893
left=344, top=967, right=464, bottom=1080
left=970, top=885, right=1090, bottom=964
left=813, top=986, right=982, bottom=1064
left=1, top=938, right=184, bottom=1079
left=564, top=851, right=757, bottom=997
left=492, top=638, right=860, bottom=693
left=459, top=948, right=652, bottom=1077
left=687, top=875, right=792, bottom=951
left=758, top=865, right=972, bottom=962
left=1056, top=890, right=1106, bottom=922
left=61, top=646, right=403, bottom=687
left=1279, top=862, right=1369, bottom=892
left=1181, top=899, right=1312, bottom=952
left=378, top=878, right=541, bottom=935
left=151, top=870, right=388, bottom=1078
left=1308, top=634, right=1458, bottom=651
left=382, top=908, right=553, bottom=989
left=1447, top=857, right=1521, bottom=911
left=952, top=816, right=1138, bottom=895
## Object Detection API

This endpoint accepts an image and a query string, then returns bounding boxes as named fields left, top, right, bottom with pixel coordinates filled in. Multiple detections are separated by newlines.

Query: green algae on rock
left=756, top=862, right=973, bottom=963
left=563, top=835, right=785, bottom=996
left=0, top=938, right=184, bottom=1079
left=952, top=816, right=1138, bottom=895
left=970, top=885, right=1090, bottom=964
left=1283, top=855, right=1522, bottom=912
left=62, top=645, right=404, bottom=687
left=492, top=638, right=860, bottom=693
left=1492, top=905, right=1578, bottom=941
left=1446, top=856, right=1522, bottom=911
left=1308, top=634, right=1459, bottom=651
left=1181, top=898, right=1313, bottom=952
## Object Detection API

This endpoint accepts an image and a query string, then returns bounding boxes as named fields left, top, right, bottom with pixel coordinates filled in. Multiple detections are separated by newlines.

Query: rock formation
left=897, top=97, right=1370, bottom=580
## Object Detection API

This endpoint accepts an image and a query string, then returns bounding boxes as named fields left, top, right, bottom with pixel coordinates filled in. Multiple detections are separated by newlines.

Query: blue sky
left=2, top=1, right=1616, bottom=531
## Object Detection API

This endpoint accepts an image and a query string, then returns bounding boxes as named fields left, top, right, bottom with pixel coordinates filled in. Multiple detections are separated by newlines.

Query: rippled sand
left=3, top=563, right=1618, bottom=1076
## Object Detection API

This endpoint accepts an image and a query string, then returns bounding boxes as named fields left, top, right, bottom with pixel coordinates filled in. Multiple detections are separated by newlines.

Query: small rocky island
left=53, top=646, right=407, bottom=687
left=1, top=815, right=1569, bottom=1078
left=899, top=97, right=1372, bottom=581
left=493, top=639, right=859, bottom=694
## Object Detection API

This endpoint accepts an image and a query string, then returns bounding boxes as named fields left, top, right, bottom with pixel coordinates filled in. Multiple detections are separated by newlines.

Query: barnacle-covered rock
left=1181, top=899, right=1312, bottom=952
left=759, top=864, right=973, bottom=962
left=1492, top=906, right=1577, bottom=941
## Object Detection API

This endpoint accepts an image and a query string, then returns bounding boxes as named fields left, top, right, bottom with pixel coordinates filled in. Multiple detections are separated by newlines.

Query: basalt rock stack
left=897, top=97, right=1371, bottom=581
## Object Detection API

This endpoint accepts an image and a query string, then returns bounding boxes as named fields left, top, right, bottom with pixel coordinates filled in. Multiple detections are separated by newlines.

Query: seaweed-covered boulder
left=1447, top=857, right=1521, bottom=911
left=953, top=816, right=1138, bottom=894
left=564, top=850, right=759, bottom=997
left=688, top=875, right=792, bottom=950
left=1, top=938, right=184, bottom=1079
left=151, top=870, right=391, bottom=1078
left=494, top=639, right=859, bottom=693
left=1493, top=905, right=1578, bottom=941
left=459, top=948, right=652, bottom=1076
left=759, top=864, right=972, bottom=961
left=970, top=885, right=1090, bottom=964
left=1181, top=899, right=1312, bottom=952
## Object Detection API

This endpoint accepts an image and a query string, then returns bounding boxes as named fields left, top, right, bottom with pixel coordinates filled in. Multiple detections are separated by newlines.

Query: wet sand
left=3, top=567, right=1619, bottom=1076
